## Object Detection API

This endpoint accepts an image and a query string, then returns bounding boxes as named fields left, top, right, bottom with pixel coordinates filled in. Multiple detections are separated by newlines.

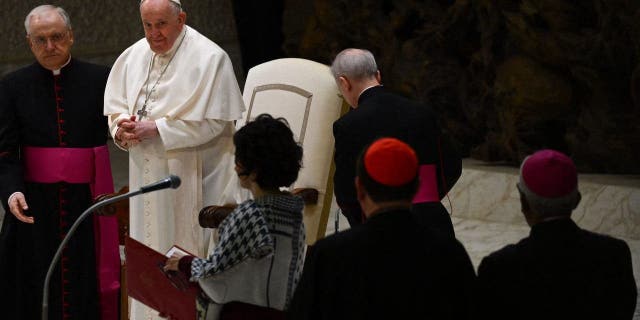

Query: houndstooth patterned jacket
left=192, top=193, right=305, bottom=314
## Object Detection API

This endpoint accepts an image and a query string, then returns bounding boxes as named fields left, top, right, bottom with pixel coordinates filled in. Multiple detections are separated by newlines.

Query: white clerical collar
left=52, top=56, right=72, bottom=75
left=159, top=27, right=187, bottom=58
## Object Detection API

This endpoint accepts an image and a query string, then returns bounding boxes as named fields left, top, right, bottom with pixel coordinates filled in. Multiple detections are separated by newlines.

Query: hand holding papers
left=125, top=237, right=198, bottom=320
left=162, top=245, right=193, bottom=291
left=163, top=245, right=190, bottom=271
left=166, top=245, right=191, bottom=258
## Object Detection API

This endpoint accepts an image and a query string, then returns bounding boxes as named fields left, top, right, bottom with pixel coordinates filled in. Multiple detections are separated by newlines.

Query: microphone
left=140, top=174, right=181, bottom=194
left=42, top=175, right=181, bottom=320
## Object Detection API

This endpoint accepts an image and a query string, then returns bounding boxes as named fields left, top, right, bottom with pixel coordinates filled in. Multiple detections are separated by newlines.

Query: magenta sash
left=23, top=146, right=120, bottom=320
left=412, top=164, right=439, bottom=203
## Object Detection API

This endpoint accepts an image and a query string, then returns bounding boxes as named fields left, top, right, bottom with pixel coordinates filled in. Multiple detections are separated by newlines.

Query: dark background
left=2, top=0, right=639, bottom=174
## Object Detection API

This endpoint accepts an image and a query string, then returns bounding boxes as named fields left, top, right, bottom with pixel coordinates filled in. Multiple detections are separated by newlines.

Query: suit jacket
left=332, top=86, right=461, bottom=224
left=288, top=208, right=476, bottom=320
left=477, top=218, right=637, bottom=320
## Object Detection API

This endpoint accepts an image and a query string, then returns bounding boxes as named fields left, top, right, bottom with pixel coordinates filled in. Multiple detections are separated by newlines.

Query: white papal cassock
left=104, top=26, right=246, bottom=320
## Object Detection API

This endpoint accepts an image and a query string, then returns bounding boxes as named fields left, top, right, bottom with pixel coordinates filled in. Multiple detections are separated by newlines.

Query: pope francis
left=104, top=0, right=245, bottom=318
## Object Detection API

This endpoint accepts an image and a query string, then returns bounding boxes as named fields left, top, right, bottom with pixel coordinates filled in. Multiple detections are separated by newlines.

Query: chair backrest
left=238, top=58, right=345, bottom=245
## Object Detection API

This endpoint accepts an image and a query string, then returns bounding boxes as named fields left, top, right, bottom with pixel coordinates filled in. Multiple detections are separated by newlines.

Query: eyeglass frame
left=27, top=29, right=71, bottom=49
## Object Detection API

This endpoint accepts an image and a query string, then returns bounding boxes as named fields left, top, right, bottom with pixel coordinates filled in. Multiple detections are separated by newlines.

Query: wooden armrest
left=93, top=186, right=130, bottom=245
left=199, top=205, right=237, bottom=228
left=198, top=188, right=317, bottom=229
left=292, top=188, right=319, bottom=205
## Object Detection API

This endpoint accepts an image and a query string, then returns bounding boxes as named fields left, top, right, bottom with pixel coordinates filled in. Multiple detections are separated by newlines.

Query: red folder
left=125, top=236, right=199, bottom=320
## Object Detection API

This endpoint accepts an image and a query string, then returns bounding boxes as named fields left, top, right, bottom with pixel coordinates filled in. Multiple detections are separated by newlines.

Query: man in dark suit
left=477, top=149, right=637, bottom=320
left=331, top=48, right=461, bottom=235
left=288, top=138, right=476, bottom=319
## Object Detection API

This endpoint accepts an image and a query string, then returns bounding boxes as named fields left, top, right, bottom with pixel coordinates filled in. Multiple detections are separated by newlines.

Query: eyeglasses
left=29, top=31, right=68, bottom=48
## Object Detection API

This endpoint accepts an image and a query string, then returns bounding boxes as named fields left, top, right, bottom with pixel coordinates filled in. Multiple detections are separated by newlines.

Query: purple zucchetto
left=520, top=149, right=577, bottom=199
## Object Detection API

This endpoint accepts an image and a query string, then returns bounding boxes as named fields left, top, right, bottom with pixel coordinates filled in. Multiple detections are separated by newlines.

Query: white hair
left=517, top=155, right=579, bottom=215
left=140, top=0, right=183, bottom=14
left=24, top=5, right=72, bottom=35
left=330, top=48, right=379, bottom=80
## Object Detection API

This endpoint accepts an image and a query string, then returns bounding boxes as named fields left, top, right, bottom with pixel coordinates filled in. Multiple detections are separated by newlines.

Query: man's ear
left=68, top=29, right=74, bottom=44
left=517, top=183, right=540, bottom=226
left=375, top=70, right=381, bottom=83
left=517, top=183, right=531, bottom=215
left=26, top=36, right=34, bottom=51
left=338, top=76, right=351, bottom=92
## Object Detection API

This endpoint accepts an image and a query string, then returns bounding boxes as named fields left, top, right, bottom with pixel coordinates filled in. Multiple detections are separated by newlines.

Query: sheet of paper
left=165, top=245, right=192, bottom=258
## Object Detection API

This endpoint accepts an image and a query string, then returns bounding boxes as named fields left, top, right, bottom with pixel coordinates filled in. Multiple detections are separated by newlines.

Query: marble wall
left=450, top=160, right=640, bottom=240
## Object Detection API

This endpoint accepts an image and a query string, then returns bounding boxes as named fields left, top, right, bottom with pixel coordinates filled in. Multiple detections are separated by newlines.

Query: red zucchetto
left=520, top=149, right=577, bottom=198
left=364, top=138, right=418, bottom=186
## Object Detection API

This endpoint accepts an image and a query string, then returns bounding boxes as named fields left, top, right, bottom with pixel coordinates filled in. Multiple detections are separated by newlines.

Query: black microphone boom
left=42, top=175, right=181, bottom=320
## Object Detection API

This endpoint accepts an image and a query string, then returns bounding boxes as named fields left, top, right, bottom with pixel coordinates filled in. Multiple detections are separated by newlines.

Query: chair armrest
left=93, top=186, right=130, bottom=245
left=199, top=205, right=237, bottom=228
left=198, top=188, right=318, bottom=229
left=292, top=188, right=319, bottom=205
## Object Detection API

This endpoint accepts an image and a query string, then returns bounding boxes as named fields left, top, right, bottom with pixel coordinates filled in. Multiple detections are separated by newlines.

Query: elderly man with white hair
left=477, top=149, right=637, bottom=320
left=104, top=0, right=245, bottom=319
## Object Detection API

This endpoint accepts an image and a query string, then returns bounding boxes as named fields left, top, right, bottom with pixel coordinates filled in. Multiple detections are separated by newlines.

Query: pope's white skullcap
left=140, top=0, right=182, bottom=5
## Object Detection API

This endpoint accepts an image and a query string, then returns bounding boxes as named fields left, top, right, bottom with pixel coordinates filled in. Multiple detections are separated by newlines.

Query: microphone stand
left=42, top=175, right=180, bottom=320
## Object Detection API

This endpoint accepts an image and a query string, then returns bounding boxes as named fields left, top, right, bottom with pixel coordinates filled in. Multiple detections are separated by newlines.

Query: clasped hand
left=115, top=116, right=159, bottom=148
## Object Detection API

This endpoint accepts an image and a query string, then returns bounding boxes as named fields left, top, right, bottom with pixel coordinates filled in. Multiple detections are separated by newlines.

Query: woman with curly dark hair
left=165, top=113, right=305, bottom=319
left=233, top=114, right=303, bottom=192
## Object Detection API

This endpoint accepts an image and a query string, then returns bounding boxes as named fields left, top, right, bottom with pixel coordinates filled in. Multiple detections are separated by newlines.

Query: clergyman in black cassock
left=0, top=5, right=116, bottom=320
left=476, top=150, right=637, bottom=320
left=331, top=48, right=461, bottom=235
